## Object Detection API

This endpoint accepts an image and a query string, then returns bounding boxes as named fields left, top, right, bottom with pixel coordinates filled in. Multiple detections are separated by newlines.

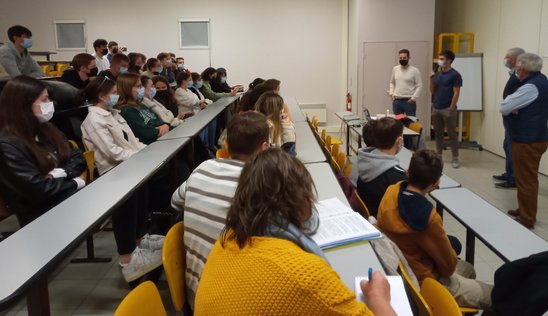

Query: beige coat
left=141, top=97, right=181, bottom=127
left=81, top=106, right=146, bottom=175
left=174, top=87, right=201, bottom=115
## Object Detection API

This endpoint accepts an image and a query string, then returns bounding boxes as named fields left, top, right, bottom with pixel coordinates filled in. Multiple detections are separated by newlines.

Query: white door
left=361, top=41, right=432, bottom=133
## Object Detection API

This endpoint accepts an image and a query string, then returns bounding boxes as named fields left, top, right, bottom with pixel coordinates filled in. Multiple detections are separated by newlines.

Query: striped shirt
left=171, top=158, right=244, bottom=309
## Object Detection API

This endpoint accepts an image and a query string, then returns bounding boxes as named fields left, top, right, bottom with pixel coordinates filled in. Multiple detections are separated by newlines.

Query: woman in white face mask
left=0, top=75, right=87, bottom=226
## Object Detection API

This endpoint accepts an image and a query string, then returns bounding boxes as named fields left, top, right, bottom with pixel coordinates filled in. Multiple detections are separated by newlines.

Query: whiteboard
left=451, top=53, right=483, bottom=112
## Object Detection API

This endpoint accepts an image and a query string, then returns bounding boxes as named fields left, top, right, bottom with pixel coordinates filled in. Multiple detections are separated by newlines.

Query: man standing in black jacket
left=494, top=47, right=525, bottom=188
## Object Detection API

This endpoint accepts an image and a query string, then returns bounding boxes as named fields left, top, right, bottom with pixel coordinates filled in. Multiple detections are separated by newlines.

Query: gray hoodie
left=358, top=147, right=403, bottom=182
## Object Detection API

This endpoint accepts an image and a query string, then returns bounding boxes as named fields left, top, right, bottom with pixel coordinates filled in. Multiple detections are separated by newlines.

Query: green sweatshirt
left=201, top=81, right=229, bottom=102
left=119, top=104, right=164, bottom=145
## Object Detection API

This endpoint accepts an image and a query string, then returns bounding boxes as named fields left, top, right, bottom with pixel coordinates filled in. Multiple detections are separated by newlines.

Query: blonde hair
left=255, top=92, right=284, bottom=145
left=116, top=72, right=140, bottom=107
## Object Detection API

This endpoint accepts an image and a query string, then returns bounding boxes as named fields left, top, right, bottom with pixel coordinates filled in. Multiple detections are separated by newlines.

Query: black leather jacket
left=0, top=135, right=86, bottom=226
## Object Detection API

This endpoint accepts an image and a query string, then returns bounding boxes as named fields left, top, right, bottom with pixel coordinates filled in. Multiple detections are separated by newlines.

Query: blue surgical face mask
left=136, top=87, right=145, bottom=101
left=155, top=66, right=163, bottom=74
left=178, top=63, right=185, bottom=70
left=22, top=38, right=33, bottom=49
left=220, top=76, right=227, bottom=84
left=503, top=59, right=511, bottom=69
left=437, top=60, right=445, bottom=68
left=119, top=66, right=128, bottom=74
left=195, top=80, right=203, bottom=89
left=107, top=94, right=119, bottom=107
left=149, top=87, right=157, bottom=99
left=187, top=81, right=193, bottom=89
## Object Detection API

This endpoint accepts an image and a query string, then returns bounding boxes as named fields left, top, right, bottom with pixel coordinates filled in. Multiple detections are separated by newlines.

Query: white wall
left=439, top=0, right=548, bottom=174
left=0, top=0, right=346, bottom=125
left=347, top=0, right=436, bottom=126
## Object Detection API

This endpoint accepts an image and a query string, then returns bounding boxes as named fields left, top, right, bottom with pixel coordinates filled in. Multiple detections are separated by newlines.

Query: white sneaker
left=120, top=247, right=163, bottom=282
left=139, top=233, right=165, bottom=251
left=452, top=159, right=460, bottom=169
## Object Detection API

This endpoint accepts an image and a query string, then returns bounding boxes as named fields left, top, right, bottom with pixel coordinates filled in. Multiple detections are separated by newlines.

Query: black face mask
left=399, top=59, right=409, bottom=66
left=89, top=67, right=98, bottom=77
left=112, top=47, right=119, bottom=54
left=155, top=90, right=170, bottom=101
left=101, top=48, right=108, bottom=55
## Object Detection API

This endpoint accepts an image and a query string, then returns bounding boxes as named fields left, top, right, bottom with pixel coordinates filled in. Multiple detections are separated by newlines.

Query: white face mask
left=37, top=101, right=55, bottom=122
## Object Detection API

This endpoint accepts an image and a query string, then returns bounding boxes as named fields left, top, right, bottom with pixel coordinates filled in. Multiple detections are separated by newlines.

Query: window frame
left=178, top=19, right=211, bottom=50
left=53, top=20, right=87, bottom=51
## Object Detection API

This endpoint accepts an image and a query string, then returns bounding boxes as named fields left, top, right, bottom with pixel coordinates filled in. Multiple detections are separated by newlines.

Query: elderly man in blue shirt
left=500, top=52, right=548, bottom=229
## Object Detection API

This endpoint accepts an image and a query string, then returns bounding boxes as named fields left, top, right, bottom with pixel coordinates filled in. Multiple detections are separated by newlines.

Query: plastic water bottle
left=386, top=109, right=390, bottom=117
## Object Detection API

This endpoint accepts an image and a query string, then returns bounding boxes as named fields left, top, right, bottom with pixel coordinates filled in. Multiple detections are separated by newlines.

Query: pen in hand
left=368, top=267, right=373, bottom=281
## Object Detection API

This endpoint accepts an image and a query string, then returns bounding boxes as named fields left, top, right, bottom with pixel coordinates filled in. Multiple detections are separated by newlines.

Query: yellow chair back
left=216, top=148, right=229, bottom=159
left=344, top=163, right=352, bottom=177
left=83, top=151, right=95, bottom=182
left=336, top=152, right=346, bottom=171
left=398, top=261, right=432, bottom=316
left=57, top=63, right=70, bottom=73
left=162, top=221, right=186, bottom=311
left=420, top=278, right=461, bottom=316
left=321, top=129, right=327, bottom=143
left=331, top=143, right=340, bottom=158
left=114, top=281, right=167, bottom=316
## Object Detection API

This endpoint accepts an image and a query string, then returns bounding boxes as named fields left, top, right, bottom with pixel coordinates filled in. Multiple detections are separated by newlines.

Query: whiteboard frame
left=452, top=53, right=483, bottom=112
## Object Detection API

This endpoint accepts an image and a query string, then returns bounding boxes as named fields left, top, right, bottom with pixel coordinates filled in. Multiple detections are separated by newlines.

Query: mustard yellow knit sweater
left=194, top=236, right=373, bottom=315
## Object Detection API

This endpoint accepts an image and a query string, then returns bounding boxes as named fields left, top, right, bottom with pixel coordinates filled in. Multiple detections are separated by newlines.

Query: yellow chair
left=41, top=65, right=53, bottom=76
left=330, top=155, right=340, bottom=170
left=216, top=147, right=229, bottom=159
left=343, top=163, right=352, bottom=177
left=57, top=63, right=70, bottom=73
left=398, top=261, right=432, bottom=316
left=420, top=278, right=461, bottom=316
left=321, top=129, right=327, bottom=144
left=311, top=116, right=319, bottom=132
left=114, top=281, right=167, bottom=316
left=83, top=151, right=95, bottom=182
left=336, top=152, right=346, bottom=171
left=331, top=143, right=340, bottom=158
left=408, top=122, right=423, bottom=151
left=162, top=221, right=186, bottom=311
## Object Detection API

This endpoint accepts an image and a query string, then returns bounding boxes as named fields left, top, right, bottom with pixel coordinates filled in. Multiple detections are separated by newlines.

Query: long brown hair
left=255, top=92, right=284, bottom=145
left=0, top=75, right=70, bottom=174
left=221, top=148, right=317, bottom=248
left=116, top=72, right=140, bottom=107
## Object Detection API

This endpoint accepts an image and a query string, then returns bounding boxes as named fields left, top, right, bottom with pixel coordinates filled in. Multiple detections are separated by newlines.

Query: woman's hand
left=157, top=124, right=170, bottom=136
left=360, top=272, right=396, bottom=316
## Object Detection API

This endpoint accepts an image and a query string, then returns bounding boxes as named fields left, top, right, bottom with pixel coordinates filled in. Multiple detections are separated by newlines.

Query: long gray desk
left=284, top=97, right=307, bottom=122
left=0, top=137, right=191, bottom=315
left=159, top=96, right=238, bottom=141
left=306, top=162, right=384, bottom=290
left=396, top=147, right=461, bottom=189
left=430, top=187, right=548, bottom=264
left=295, top=121, right=327, bottom=164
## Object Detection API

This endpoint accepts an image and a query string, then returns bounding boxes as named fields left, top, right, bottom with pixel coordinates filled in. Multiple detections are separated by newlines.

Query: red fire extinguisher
left=346, top=92, right=352, bottom=111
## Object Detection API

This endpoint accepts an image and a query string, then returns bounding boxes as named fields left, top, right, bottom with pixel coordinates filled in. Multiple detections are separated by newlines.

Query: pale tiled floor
left=1, top=138, right=548, bottom=315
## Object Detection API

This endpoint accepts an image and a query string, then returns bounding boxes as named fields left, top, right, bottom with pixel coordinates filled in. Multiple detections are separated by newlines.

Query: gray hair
left=507, top=47, right=525, bottom=58
left=516, top=53, right=543, bottom=72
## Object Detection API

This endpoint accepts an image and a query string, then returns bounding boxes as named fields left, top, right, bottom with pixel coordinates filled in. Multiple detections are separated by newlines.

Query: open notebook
left=310, top=198, right=381, bottom=249
left=355, top=275, right=413, bottom=316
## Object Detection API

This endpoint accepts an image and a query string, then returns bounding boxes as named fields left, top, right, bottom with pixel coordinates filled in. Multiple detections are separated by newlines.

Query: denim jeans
left=503, top=130, right=514, bottom=183
left=392, top=98, right=417, bottom=116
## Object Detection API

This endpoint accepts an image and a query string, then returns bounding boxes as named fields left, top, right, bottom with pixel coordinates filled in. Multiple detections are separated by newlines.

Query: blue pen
left=368, top=267, right=373, bottom=280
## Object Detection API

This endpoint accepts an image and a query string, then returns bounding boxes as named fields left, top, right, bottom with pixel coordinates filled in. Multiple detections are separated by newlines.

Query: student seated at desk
left=211, top=67, right=240, bottom=93
left=238, top=82, right=269, bottom=112
left=142, top=58, right=162, bottom=79
left=0, top=25, right=44, bottom=78
left=255, top=91, right=296, bottom=156
left=79, top=77, right=164, bottom=282
left=174, top=72, right=207, bottom=116
left=171, top=112, right=270, bottom=309
left=188, top=72, right=213, bottom=106
left=127, top=52, right=145, bottom=74
left=357, top=117, right=406, bottom=217
left=152, top=75, right=179, bottom=117
left=377, top=149, right=493, bottom=310
left=98, top=53, right=129, bottom=81
left=263, top=78, right=293, bottom=121
left=200, top=67, right=238, bottom=102
left=140, top=75, right=181, bottom=127
left=116, top=73, right=170, bottom=145
left=194, top=149, right=396, bottom=316
left=0, top=76, right=86, bottom=226
left=60, top=53, right=96, bottom=89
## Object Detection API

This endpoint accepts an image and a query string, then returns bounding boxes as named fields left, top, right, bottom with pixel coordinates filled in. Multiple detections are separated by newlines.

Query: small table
left=430, top=187, right=548, bottom=264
